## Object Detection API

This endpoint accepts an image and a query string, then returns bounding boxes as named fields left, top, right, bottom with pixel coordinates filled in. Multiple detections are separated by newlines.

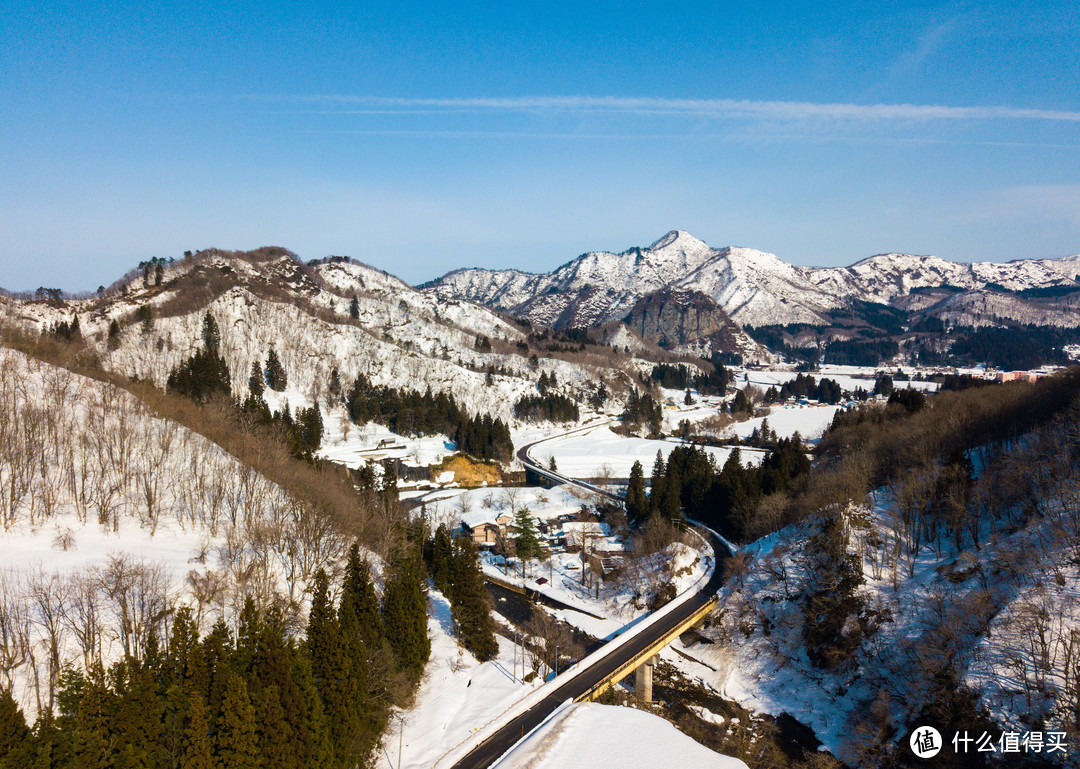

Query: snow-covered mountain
left=0, top=248, right=646, bottom=423
left=425, top=231, right=1080, bottom=329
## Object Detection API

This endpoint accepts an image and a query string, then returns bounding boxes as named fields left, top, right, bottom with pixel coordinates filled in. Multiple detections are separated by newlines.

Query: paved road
left=450, top=525, right=730, bottom=769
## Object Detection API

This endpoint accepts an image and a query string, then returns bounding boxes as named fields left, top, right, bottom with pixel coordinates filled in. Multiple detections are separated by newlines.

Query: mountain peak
left=648, top=230, right=710, bottom=253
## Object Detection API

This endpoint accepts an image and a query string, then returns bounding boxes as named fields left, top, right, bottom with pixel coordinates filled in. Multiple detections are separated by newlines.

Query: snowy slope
left=0, top=347, right=332, bottom=715
left=493, top=702, right=748, bottom=769
left=0, top=250, right=630, bottom=423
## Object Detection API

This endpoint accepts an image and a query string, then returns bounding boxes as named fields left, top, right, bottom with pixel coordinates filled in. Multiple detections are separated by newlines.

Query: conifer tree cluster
left=536, top=370, right=557, bottom=393
left=801, top=513, right=873, bottom=669
left=42, top=316, right=82, bottom=341
left=645, top=442, right=810, bottom=541
left=165, top=321, right=324, bottom=461
left=473, top=334, right=492, bottom=351
left=762, top=373, right=843, bottom=405
left=344, top=375, right=513, bottom=462
left=620, top=390, right=662, bottom=435
left=727, top=388, right=754, bottom=416
left=423, top=526, right=498, bottom=662
left=649, top=362, right=729, bottom=394
left=166, top=313, right=232, bottom=403
left=264, top=347, right=287, bottom=392
left=513, top=392, right=579, bottom=423
left=0, top=544, right=429, bottom=769
left=588, top=382, right=608, bottom=410
left=379, top=548, right=430, bottom=682
left=240, top=385, right=324, bottom=461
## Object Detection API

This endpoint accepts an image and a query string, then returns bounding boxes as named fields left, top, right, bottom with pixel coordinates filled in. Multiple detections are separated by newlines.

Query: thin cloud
left=278, top=95, right=1080, bottom=123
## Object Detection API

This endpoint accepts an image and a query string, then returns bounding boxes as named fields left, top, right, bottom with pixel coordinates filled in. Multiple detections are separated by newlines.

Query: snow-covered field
left=731, top=404, right=840, bottom=442
left=530, top=426, right=762, bottom=478
left=493, top=701, right=748, bottom=769
left=739, top=366, right=941, bottom=394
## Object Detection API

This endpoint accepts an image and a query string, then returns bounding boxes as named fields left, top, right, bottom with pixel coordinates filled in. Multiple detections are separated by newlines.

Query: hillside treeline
left=0, top=545, right=429, bottom=769
left=345, top=374, right=513, bottom=462
left=649, top=362, right=730, bottom=394
left=709, top=367, right=1080, bottom=766
left=514, top=392, right=580, bottom=423
left=624, top=441, right=810, bottom=542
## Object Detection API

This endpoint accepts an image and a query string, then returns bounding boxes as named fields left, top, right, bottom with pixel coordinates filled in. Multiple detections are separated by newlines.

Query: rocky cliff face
left=623, top=289, right=743, bottom=354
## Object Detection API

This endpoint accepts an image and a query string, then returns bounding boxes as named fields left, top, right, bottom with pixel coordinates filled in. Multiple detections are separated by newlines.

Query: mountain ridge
left=423, top=230, right=1080, bottom=330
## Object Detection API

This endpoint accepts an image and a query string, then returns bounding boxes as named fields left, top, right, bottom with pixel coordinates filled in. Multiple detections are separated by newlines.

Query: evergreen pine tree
left=180, top=690, right=212, bottom=769
left=333, top=592, right=369, bottom=766
left=291, top=654, right=333, bottom=769
left=448, top=538, right=499, bottom=661
left=109, top=656, right=165, bottom=767
left=348, top=296, right=360, bottom=320
left=201, top=312, right=220, bottom=352
left=513, top=507, right=541, bottom=566
left=0, top=688, right=30, bottom=766
left=248, top=608, right=305, bottom=769
left=199, top=619, right=234, bottom=731
left=381, top=549, right=430, bottom=681
left=660, top=463, right=683, bottom=521
left=328, top=368, right=342, bottom=400
left=305, top=570, right=340, bottom=692
left=648, top=451, right=666, bottom=515
left=428, top=525, right=454, bottom=596
left=305, top=569, right=360, bottom=767
left=161, top=683, right=190, bottom=769
left=265, top=347, right=287, bottom=391
left=341, top=545, right=384, bottom=652
left=252, top=685, right=292, bottom=769
left=248, top=361, right=264, bottom=399
left=71, top=663, right=112, bottom=768
left=106, top=318, right=122, bottom=350
left=213, top=673, right=259, bottom=769
left=625, top=460, right=649, bottom=526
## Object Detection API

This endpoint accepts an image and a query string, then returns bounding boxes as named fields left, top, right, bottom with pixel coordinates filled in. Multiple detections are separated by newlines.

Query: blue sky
left=1, top=0, right=1078, bottom=291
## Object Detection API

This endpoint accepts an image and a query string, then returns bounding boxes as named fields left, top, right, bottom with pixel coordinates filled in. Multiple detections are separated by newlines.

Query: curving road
left=449, top=428, right=731, bottom=769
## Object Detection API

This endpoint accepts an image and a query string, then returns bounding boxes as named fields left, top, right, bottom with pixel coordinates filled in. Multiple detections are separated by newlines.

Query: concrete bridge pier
left=634, top=655, right=658, bottom=703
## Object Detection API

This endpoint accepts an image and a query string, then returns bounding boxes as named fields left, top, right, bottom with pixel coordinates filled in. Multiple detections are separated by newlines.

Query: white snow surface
left=531, top=425, right=762, bottom=478
left=493, top=701, right=748, bottom=769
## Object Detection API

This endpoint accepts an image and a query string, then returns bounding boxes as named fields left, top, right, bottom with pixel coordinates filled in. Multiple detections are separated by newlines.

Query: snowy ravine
left=686, top=487, right=1080, bottom=766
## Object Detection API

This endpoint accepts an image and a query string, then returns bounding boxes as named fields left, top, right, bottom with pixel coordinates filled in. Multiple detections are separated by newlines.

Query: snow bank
left=493, top=702, right=748, bottom=769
